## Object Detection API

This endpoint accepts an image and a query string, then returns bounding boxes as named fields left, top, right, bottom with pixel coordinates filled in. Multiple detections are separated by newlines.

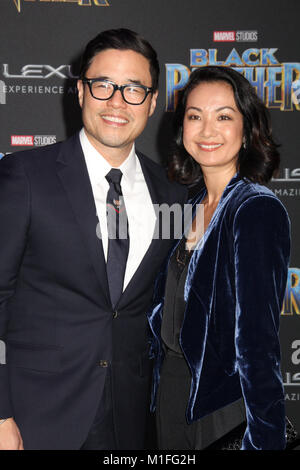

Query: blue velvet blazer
left=148, top=173, right=291, bottom=450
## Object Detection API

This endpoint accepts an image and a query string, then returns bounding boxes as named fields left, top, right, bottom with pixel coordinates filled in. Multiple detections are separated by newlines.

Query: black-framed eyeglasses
left=82, top=78, right=154, bottom=105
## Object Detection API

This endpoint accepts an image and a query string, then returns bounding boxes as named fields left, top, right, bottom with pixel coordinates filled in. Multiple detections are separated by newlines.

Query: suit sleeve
left=0, top=155, right=30, bottom=418
left=233, top=194, right=290, bottom=450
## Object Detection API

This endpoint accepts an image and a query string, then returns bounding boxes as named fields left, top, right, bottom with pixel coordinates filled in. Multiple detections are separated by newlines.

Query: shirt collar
left=79, top=128, right=137, bottom=189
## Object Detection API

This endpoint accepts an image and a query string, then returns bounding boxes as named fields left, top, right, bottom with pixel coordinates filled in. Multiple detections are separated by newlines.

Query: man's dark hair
left=79, top=28, right=159, bottom=91
left=169, top=66, right=280, bottom=185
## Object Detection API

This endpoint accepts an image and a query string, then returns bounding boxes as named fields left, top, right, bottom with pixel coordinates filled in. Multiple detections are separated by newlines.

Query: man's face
left=77, top=48, right=158, bottom=163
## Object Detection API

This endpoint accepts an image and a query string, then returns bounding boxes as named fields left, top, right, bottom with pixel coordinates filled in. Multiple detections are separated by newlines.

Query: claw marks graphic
left=13, top=0, right=109, bottom=13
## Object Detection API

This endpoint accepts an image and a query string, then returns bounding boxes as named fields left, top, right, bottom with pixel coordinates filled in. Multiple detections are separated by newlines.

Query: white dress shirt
left=79, top=128, right=156, bottom=291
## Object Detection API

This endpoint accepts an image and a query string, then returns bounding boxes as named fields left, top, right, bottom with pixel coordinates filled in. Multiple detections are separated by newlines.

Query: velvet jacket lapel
left=184, top=173, right=243, bottom=301
left=151, top=172, right=243, bottom=311
left=56, top=133, right=111, bottom=308
left=148, top=173, right=244, bottom=409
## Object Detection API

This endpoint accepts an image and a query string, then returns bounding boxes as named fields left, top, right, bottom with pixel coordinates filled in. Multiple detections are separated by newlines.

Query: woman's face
left=183, top=81, right=244, bottom=172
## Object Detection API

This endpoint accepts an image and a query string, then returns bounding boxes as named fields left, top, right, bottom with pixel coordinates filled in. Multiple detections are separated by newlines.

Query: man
left=0, top=29, right=187, bottom=450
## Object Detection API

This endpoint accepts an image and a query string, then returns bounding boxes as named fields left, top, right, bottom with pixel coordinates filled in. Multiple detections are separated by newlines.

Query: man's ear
left=148, top=90, right=158, bottom=117
left=77, top=80, right=84, bottom=108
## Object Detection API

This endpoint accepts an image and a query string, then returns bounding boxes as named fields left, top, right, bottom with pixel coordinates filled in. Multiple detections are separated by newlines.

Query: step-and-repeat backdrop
left=0, top=0, right=299, bottom=437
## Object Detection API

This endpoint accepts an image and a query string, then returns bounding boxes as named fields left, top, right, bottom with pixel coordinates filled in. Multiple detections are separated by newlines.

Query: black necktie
left=105, top=169, right=129, bottom=308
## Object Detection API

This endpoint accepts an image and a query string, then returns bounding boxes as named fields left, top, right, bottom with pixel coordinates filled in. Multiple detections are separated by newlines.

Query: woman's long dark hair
left=169, top=66, right=280, bottom=185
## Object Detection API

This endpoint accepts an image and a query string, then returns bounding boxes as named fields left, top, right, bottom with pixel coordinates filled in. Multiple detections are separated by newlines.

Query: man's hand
left=0, top=418, right=24, bottom=450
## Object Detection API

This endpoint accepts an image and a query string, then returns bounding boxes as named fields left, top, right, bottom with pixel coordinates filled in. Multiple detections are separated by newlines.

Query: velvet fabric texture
left=148, top=173, right=291, bottom=450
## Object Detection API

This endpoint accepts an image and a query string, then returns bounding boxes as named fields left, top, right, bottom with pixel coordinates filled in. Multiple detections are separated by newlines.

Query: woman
left=148, top=66, right=290, bottom=450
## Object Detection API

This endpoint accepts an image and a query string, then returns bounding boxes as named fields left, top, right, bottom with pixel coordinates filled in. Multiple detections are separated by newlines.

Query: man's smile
left=100, top=114, right=130, bottom=126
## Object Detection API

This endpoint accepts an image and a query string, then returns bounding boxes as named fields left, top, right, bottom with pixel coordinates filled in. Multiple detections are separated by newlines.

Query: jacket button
left=99, top=360, right=108, bottom=368
left=113, top=311, right=118, bottom=319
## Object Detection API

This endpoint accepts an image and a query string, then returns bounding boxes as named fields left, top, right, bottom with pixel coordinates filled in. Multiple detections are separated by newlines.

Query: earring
left=242, top=137, right=247, bottom=149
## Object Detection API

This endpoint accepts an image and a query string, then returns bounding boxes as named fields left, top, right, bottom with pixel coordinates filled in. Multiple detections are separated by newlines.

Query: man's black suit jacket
left=0, top=133, right=187, bottom=449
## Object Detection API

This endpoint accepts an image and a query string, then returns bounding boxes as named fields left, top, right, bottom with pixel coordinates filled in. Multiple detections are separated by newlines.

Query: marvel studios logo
left=11, top=135, right=56, bottom=147
left=213, top=31, right=258, bottom=42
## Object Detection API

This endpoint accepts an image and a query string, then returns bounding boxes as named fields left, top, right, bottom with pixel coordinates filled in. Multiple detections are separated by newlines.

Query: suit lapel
left=56, top=134, right=111, bottom=307
left=117, top=152, right=172, bottom=307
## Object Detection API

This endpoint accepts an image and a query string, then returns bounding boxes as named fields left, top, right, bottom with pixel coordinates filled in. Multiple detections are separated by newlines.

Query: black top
left=160, top=234, right=246, bottom=448
left=161, top=236, right=193, bottom=354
